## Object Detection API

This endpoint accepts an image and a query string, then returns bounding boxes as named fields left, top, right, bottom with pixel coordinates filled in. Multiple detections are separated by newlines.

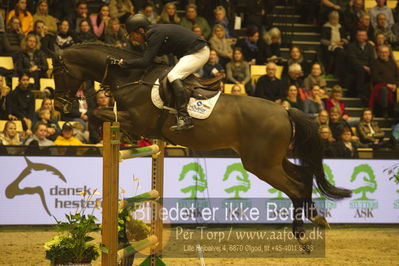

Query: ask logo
left=5, top=157, right=66, bottom=216
left=179, top=162, right=208, bottom=200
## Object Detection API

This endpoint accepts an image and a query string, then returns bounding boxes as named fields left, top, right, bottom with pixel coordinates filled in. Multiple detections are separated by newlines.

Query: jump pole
left=102, top=121, right=120, bottom=266
left=102, top=122, right=165, bottom=266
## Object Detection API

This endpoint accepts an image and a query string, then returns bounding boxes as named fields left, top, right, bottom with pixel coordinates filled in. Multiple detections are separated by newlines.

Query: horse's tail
left=287, top=108, right=352, bottom=199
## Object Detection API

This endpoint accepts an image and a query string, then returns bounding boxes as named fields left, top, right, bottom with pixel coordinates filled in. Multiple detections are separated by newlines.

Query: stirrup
left=169, top=117, right=194, bottom=132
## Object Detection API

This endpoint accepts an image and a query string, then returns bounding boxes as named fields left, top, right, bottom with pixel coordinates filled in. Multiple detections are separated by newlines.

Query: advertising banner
left=0, top=156, right=398, bottom=224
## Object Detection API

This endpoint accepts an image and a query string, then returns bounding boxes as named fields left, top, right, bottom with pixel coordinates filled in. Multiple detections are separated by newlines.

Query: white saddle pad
left=151, top=79, right=221, bottom=119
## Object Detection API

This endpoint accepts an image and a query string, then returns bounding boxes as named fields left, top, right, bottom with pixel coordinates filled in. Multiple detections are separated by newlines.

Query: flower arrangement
left=117, top=187, right=151, bottom=246
left=44, top=189, right=101, bottom=265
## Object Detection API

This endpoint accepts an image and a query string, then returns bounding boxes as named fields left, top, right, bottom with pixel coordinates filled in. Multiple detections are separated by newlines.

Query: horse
left=52, top=42, right=351, bottom=248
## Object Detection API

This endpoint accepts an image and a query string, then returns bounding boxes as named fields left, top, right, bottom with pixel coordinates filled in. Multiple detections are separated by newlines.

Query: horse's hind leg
left=282, top=159, right=331, bottom=229
left=242, top=159, right=310, bottom=245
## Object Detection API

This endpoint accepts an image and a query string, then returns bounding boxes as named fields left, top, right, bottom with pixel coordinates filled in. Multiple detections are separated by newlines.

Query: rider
left=117, top=14, right=210, bottom=131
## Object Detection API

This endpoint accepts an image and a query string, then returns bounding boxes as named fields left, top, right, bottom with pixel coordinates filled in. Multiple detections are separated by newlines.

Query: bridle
left=52, top=56, right=111, bottom=111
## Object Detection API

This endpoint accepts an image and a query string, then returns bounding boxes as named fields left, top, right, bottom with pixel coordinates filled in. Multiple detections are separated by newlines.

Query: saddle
left=158, top=68, right=223, bottom=109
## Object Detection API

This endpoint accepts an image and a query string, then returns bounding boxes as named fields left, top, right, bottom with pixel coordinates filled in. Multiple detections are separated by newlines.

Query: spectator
left=319, top=0, right=350, bottom=25
left=31, top=20, right=53, bottom=56
left=6, top=0, right=34, bottom=35
left=284, top=45, right=311, bottom=77
left=24, top=121, right=54, bottom=147
left=263, top=27, right=282, bottom=64
left=357, top=108, right=385, bottom=146
left=303, top=84, right=325, bottom=119
left=2, top=17, right=24, bottom=56
left=33, top=0, right=57, bottom=35
left=213, top=5, right=233, bottom=38
left=321, top=11, right=349, bottom=80
left=192, top=25, right=205, bottom=39
left=109, top=0, right=134, bottom=24
left=328, top=106, right=355, bottom=140
left=104, top=18, right=127, bottom=47
left=76, top=20, right=97, bottom=43
left=317, top=109, right=330, bottom=126
left=239, top=0, right=273, bottom=30
left=90, top=4, right=111, bottom=39
left=0, top=120, right=22, bottom=145
left=319, top=124, right=334, bottom=157
left=139, top=4, right=159, bottom=24
left=181, top=4, right=211, bottom=39
left=284, top=84, right=304, bottom=110
left=209, top=24, right=232, bottom=67
left=66, top=0, right=91, bottom=33
left=325, top=85, right=351, bottom=120
left=89, top=91, right=111, bottom=144
left=374, top=13, right=397, bottom=45
left=201, top=50, right=224, bottom=79
left=285, top=63, right=307, bottom=100
left=255, top=62, right=285, bottom=103
left=369, top=0, right=394, bottom=29
left=54, top=122, right=83, bottom=145
left=37, top=108, right=60, bottom=141
left=49, top=20, right=76, bottom=53
left=32, top=97, right=61, bottom=126
left=351, top=12, right=376, bottom=44
left=344, top=0, right=364, bottom=33
left=369, top=45, right=399, bottom=117
left=6, top=73, right=35, bottom=135
left=231, top=84, right=243, bottom=95
left=0, top=75, right=11, bottom=119
left=304, top=63, right=327, bottom=91
left=345, top=29, right=375, bottom=102
left=331, top=126, right=363, bottom=158
left=234, top=26, right=261, bottom=65
left=16, top=34, right=48, bottom=86
left=158, top=2, right=181, bottom=24
left=374, top=32, right=389, bottom=52
left=225, top=47, right=251, bottom=95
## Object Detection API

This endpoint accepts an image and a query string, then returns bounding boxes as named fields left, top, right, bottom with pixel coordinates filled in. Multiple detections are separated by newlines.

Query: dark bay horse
left=53, top=43, right=351, bottom=247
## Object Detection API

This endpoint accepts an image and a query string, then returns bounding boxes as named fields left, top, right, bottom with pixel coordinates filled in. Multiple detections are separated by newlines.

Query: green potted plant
left=44, top=189, right=101, bottom=266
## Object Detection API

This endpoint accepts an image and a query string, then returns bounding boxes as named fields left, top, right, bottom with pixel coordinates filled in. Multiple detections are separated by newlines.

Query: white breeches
left=167, top=45, right=210, bottom=82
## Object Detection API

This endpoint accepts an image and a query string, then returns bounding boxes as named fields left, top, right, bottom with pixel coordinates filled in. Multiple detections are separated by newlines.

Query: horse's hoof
left=297, top=236, right=312, bottom=254
left=310, top=215, right=331, bottom=229
left=297, top=235, right=311, bottom=245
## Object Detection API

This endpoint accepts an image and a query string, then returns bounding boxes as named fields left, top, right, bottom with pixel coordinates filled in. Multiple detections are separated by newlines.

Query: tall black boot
left=169, top=79, right=194, bottom=132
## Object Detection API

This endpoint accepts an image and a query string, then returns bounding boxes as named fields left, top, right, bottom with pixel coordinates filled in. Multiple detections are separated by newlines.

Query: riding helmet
left=125, top=14, right=151, bottom=33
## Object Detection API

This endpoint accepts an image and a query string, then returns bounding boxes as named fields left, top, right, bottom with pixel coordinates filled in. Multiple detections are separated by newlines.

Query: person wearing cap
left=114, top=14, right=210, bottom=132
left=54, top=122, right=83, bottom=145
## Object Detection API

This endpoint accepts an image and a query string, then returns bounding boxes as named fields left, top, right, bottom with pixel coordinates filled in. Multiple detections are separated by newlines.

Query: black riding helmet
left=125, top=14, right=151, bottom=34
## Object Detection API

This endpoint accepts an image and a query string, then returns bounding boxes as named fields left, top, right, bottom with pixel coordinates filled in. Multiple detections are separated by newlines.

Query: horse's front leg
left=292, top=199, right=312, bottom=253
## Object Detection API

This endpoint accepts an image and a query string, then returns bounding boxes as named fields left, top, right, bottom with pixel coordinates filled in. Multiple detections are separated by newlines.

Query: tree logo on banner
left=394, top=189, right=399, bottom=209
left=5, top=157, right=66, bottom=216
left=223, top=163, right=251, bottom=199
left=350, top=164, right=378, bottom=209
left=179, top=162, right=208, bottom=200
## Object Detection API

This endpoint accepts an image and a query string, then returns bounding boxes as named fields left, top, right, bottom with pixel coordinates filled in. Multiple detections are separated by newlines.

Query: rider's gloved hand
left=107, top=56, right=123, bottom=66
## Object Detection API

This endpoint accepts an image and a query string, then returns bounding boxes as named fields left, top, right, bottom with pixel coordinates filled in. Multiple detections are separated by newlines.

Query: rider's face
left=129, top=30, right=145, bottom=44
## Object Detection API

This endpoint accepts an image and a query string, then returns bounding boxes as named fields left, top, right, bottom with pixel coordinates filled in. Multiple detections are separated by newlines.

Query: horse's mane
left=67, top=42, right=143, bottom=59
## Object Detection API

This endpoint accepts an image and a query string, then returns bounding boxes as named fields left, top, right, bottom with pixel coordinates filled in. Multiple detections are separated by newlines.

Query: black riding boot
left=169, top=79, right=194, bottom=132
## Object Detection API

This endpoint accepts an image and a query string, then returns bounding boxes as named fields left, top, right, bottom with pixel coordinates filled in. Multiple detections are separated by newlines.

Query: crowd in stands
left=0, top=0, right=398, bottom=157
